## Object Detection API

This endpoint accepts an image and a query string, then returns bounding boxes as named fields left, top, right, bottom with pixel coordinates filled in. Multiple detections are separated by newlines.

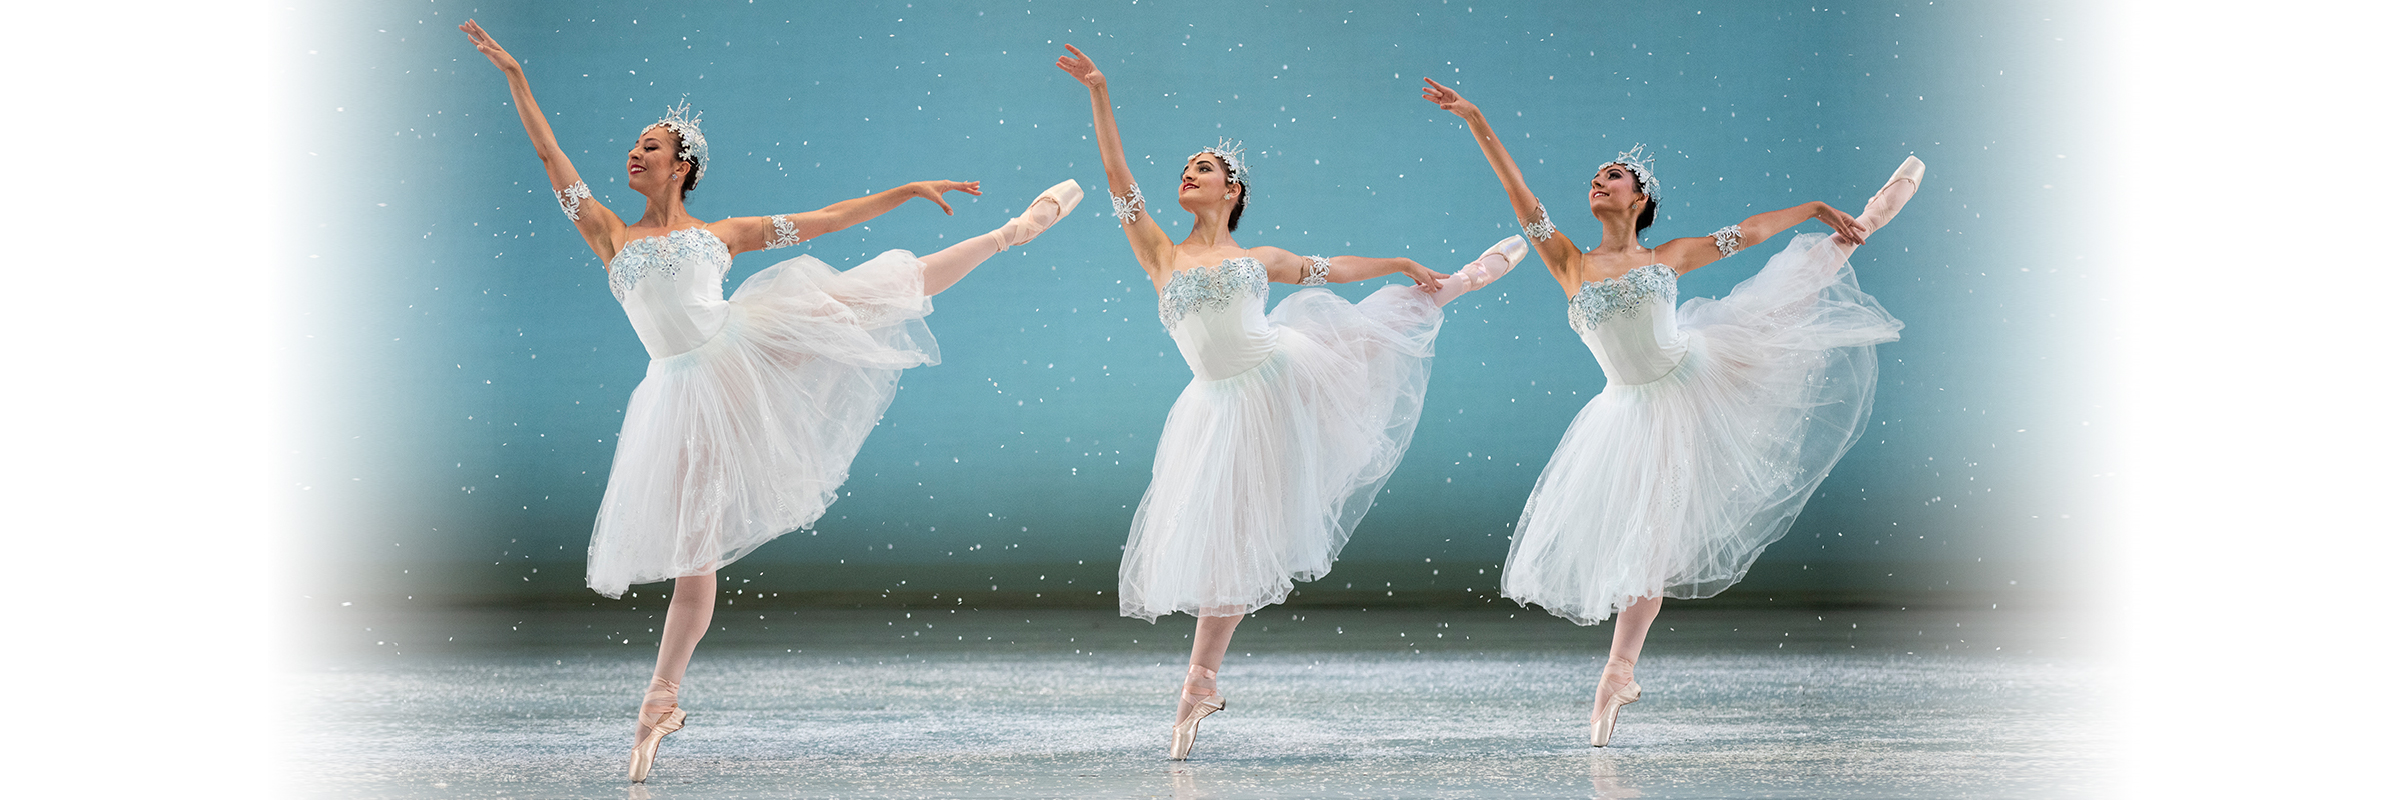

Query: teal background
left=286, top=1, right=2103, bottom=604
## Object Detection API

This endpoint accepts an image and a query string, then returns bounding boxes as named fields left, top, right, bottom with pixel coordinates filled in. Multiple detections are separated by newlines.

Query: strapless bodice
left=1157, top=258, right=1277, bottom=381
left=1568, top=264, right=1689, bottom=385
left=609, top=227, right=733, bottom=359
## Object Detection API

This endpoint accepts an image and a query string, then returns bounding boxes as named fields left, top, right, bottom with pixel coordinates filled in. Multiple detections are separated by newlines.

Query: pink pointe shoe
left=993, top=179, right=1085, bottom=251
left=1590, top=680, right=1641, bottom=747
left=1855, top=156, right=1924, bottom=237
left=628, top=682, right=686, bottom=783
left=1431, top=234, right=1528, bottom=305
left=1169, top=664, right=1226, bottom=760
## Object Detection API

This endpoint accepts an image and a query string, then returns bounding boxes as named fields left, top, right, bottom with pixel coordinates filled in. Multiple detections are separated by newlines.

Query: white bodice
left=1568, top=264, right=1689, bottom=386
left=610, top=228, right=734, bottom=359
left=1158, top=258, right=1278, bottom=381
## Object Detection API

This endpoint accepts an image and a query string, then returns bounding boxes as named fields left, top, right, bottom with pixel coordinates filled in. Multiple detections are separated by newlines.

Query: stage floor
left=289, top=602, right=2108, bottom=798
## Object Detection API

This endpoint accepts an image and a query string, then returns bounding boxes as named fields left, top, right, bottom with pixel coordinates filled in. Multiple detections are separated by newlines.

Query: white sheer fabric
left=1502, top=233, right=1903, bottom=624
left=586, top=228, right=938, bottom=597
left=1120, top=258, right=1444, bottom=620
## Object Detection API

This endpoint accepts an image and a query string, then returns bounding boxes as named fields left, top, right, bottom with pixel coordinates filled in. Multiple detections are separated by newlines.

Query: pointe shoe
left=628, top=704, right=685, bottom=782
left=1431, top=235, right=1527, bottom=305
left=1169, top=664, right=1226, bottom=760
left=1589, top=681, right=1640, bottom=747
left=1855, top=156, right=1924, bottom=237
left=994, top=179, right=1085, bottom=250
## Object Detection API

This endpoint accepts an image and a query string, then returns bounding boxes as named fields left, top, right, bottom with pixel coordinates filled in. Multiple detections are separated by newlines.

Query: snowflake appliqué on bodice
left=1158, top=258, right=1267, bottom=328
left=609, top=227, right=729, bottom=302
left=1567, top=263, right=1677, bottom=334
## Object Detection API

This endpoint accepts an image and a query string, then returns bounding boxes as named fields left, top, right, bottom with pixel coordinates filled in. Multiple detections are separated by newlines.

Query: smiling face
left=1178, top=154, right=1241, bottom=206
left=1588, top=163, right=1648, bottom=218
left=627, top=125, right=691, bottom=197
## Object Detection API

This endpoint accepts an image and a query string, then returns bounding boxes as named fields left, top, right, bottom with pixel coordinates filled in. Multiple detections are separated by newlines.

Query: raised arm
left=1653, top=201, right=1866, bottom=274
left=461, top=20, right=623, bottom=263
left=1058, top=44, right=1175, bottom=277
left=1251, top=247, right=1446, bottom=292
left=1420, top=78, right=1582, bottom=282
left=711, top=181, right=982, bottom=256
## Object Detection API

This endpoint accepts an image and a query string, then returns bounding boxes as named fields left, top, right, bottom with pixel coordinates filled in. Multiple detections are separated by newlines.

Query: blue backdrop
left=285, top=0, right=2103, bottom=602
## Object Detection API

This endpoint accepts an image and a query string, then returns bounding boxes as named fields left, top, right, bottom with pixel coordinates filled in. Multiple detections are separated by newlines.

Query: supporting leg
left=630, top=571, right=713, bottom=781
left=1171, top=613, right=1242, bottom=759
left=1590, top=596, right=1660, bottom=747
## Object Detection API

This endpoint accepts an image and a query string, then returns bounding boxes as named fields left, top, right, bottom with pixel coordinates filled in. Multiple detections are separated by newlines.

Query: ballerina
left=1057, top=45, right=1527, bottom=760
left=1421, top=77, right=1920, bottom=746
left=461, top=21, right=1082, bottom=781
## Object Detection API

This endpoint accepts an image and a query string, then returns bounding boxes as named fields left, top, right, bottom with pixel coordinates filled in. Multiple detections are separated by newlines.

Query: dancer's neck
left=634, top=190, right=698, bottom=231
left=1180, top=219, right=1237, bottom=252
left=1589, top=211, right=1647, bottom=259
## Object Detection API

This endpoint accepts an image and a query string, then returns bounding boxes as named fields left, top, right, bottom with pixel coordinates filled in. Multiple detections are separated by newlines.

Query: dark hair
left=651, top=124, right=699, bottom=201
left=1635, top=194, right=1656, bottom=234
left=1227, top=182, right=1248, bottom=232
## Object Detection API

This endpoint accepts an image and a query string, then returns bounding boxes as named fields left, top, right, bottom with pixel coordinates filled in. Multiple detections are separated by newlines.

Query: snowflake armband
left=555, top=180, right=594, bottom=222
left=765, top=214, right=803, bottom=249
left=1110, top=184, right=1147, bottom=225
left=1710, top=224, right=1743, bottom=257
left=1522, top=203, right=1558, bottom=242
left=1301, top=256, right=1331, bottom=286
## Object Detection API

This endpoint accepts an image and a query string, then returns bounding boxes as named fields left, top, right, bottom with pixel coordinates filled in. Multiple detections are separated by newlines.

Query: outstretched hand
left=1056, top=44, right=1105, bottom=88
left=459, top=19, right=521, bottom=74
left=1419, top=78, right=1479, bottom=119
left=911, top=180, right=982, bottom=215
left=1814, top=203, right=1867, bottom=245
left=1398, top=260, right=1452, bottom=293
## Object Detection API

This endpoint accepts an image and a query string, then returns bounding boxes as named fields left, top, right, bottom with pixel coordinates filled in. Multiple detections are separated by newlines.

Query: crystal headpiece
left=1600, top=143, right=1660, bottom=199
left=649, top=98, right=711, bottom=185
left=1191, top=138, right=1250, bottom=188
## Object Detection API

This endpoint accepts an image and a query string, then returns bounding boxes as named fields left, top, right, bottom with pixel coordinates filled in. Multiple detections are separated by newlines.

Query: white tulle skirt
left=1502, top=233, right=1904, bottom=624
left=1118, top=286, right=1444, bottom=621
left=586, top=250, right=938, bottom=598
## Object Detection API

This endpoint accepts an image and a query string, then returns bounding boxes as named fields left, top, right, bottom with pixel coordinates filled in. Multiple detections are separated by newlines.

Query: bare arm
left=1058, top=44, right=1175, bottom=278
left=1654, top=201, right=1866, bottom=274
left=1420, top=78, right=1582, bottom=285
left=460, top=20, right=623, bottom=264
left=712, top=181, right=983, bottom=256
left=1251, top=248, right=1446, bottom=291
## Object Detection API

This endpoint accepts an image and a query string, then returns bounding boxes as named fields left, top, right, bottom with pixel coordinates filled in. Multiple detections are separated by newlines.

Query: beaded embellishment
left=1301, top=255, right=1331, bottom=286
left=608, top=227, right=729, bottom=302
left=1522, top=203, right=1558, bottom=242
left=556, top=180, right=594, bottom=222
left=1158, top=258, right=1268, bottom=327
left=765, top=214, right=803, bottom=249
left=1567, top=264, right=1677, bottom=334
left=1710, top=224, right=1743, bottom=257
left=1111, top=183, right=1147, bottom=224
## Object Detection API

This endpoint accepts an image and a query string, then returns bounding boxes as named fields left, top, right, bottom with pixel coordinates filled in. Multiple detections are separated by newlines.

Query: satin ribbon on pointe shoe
left=1169, top=664, right=1225, bottom=760
left=629, top=681, right=687, bottom=783
left=1431, top=235, right=1528, bottom=305
left=994, top=179, right=1085, bottom=251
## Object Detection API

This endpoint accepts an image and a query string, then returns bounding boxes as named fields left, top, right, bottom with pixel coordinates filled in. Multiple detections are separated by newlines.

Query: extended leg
left=920, top=179, right=1084, bottom=295
left=1830, top=156, right=1924, bottom=260
left=1429, top=235, right=1528, bottom=306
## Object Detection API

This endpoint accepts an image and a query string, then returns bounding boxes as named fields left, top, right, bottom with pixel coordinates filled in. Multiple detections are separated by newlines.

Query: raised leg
left=1430, top=235, right=1528, bottom=306
left=920, top=179, right=1083, bottom=296
left=1829, top=156, right=1924, bottom=260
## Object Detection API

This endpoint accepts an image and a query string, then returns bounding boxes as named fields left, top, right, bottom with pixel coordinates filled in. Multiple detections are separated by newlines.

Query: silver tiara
left=650, top=98, right=710, bottom=184
left=1192, top=138, right=1250, bottom=188
left=1600, top=143, right=1660, bottom=199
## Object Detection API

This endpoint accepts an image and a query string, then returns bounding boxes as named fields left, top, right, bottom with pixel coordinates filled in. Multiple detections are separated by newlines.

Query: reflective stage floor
left=290, top=602, right=2108, bottom=798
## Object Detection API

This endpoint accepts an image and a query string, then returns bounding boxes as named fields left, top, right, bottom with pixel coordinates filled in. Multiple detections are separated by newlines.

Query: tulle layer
left=1502, top=233, right=1903, bottom=624
left=586, top=250, right=937, bottom=598
left=1119, top=286, right=1444, bottom=621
